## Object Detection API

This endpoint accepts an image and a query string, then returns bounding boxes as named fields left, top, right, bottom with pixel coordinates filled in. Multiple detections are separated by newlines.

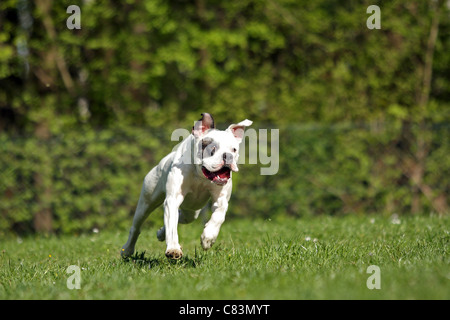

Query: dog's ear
left=226, top=119, right=252, bottom=143
left=192, top=113, right=215, bottom=138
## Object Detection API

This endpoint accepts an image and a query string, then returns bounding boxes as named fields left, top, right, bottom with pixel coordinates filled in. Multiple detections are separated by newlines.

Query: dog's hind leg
left=197, top=203, right=209, bottom=225
left=121, top=173, right=164, bottom=258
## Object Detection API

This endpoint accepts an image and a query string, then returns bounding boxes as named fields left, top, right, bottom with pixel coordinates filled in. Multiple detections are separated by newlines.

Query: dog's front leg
left=201, top=185, right=231, bottom=250
left=164, top=193, right=184, bottom=259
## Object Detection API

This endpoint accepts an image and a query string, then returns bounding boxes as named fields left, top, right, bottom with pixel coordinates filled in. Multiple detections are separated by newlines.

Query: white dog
left=121, top=113, right=252, bottom=259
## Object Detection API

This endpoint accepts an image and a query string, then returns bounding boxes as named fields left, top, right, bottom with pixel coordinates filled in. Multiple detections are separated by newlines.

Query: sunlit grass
left=0, top=215, right=448, bottom=299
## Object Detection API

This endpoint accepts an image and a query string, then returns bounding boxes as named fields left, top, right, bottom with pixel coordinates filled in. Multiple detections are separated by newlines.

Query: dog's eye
left=232, top=148, right=237, bottom=153
left=210, top=146, right=216, bottom=156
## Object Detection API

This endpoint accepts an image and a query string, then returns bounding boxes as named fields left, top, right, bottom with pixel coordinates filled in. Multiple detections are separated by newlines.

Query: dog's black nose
left=223, top=152, right=233, bottom=165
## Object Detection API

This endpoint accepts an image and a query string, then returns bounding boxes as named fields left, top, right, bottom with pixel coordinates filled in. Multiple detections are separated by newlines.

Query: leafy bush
left=1, top=122, right=447, bottom=235
left=0, top=1, right=448, bottom=234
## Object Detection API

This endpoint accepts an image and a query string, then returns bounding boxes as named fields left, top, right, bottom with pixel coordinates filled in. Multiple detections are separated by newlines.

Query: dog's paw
left=165, top=248, right=183, bottom=260
left=121, top=246, right=134, bottom=258
left=201, top=233, right=216, bottom=250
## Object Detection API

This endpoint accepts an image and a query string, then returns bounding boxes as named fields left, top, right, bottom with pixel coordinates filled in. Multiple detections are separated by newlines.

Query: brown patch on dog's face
left=201, top=137, right=218, bottom=158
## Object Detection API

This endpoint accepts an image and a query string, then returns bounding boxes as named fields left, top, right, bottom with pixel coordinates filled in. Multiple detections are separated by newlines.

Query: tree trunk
left=411, top=0, right=442, bottom=214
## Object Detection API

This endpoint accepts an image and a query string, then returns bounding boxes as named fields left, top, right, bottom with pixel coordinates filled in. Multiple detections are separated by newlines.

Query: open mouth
left=202, top=166, right=231, bottom=185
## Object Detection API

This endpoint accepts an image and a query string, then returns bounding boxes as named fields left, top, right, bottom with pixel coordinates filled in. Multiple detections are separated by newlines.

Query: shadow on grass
left=121, top=250, right=203, bottom=269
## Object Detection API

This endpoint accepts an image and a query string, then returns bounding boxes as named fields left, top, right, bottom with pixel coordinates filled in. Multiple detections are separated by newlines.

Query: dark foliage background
left=0, top=0, right=448, bottom=234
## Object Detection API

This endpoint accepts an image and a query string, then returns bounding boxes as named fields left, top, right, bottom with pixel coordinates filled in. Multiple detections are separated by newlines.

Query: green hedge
left=0, top=126, right=168, bottom=234
left=1, top=1, right=449, bottom=234
left=1, top=122, right=447, bottom=235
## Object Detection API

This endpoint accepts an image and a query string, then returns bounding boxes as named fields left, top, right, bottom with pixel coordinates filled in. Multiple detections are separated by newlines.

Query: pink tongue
left=218, top=172, right=227, bottom=178
left=216, top=168, right=230, bottom=179
left=203, top=166, right=230, bottom=181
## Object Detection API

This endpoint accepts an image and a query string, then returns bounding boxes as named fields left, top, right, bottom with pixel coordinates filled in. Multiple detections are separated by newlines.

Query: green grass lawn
left=0, top=214, right=448, bottom=299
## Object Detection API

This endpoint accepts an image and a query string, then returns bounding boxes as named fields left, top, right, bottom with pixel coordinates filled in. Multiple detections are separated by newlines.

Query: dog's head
left=192, top=113, right=252, bottom=186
